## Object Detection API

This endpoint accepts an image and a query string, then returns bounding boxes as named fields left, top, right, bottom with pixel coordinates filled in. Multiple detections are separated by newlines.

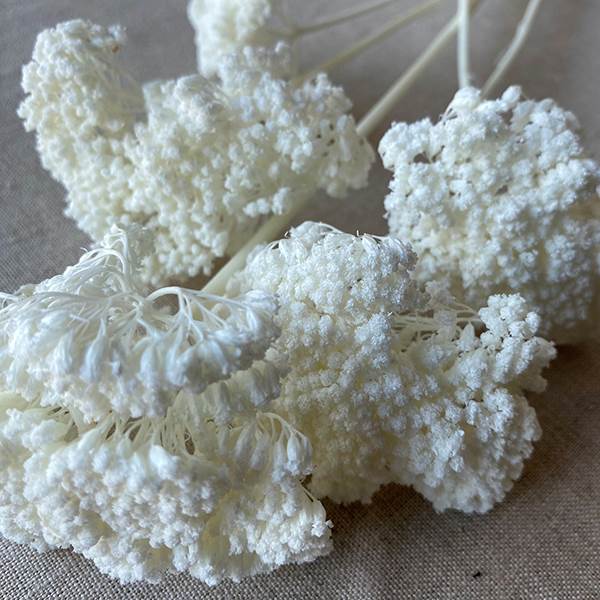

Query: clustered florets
left=188, top=0, right=283, bottom=77
left=379, top=86, right=600, bottom=343
left=0, top=226, right=279, bottom=421
left=0, top=390, right=332, bottom=584
left=0, top=227, right=332, bottom=584
left=231, top=223, right=555, bottom=511
left=18, top=19, right=373, bottom=285
left=4, top=4, right=582, bottom=587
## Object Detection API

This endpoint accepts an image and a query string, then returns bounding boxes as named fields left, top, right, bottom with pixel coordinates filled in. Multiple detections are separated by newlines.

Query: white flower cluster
left=379, top=86, right=600, bottom=343
left=231, top=223, right=555, bottom=511
left=7, top=9, right=574, bottom=584
left=0, top=226, right=279, bottom=421
left=0, top=227, right=332, bottom=584
left=0, top=390, right=331, bottom=584
left=392, top=292, right=555, bottom=513
left=188, top=0, right=283, bottom=77
left=18, top=20, right=373, bottom=285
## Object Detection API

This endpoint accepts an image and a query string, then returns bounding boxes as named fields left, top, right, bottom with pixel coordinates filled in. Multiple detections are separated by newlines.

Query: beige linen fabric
left=1, top=1, right=599, bottom=598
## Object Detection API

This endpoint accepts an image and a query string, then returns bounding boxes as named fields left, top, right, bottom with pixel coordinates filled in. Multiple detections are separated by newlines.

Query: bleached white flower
left=188, top=0, right=285, bottom=77
left=0, top=380, right=331, bottom=584
left=0, top=224, right=332, bottom=584
left=379, top=86, right=600, bottom=343
left=18, top=20, right=373, bottom=285
left=0, top=226, right=279, bottom=421
left=231, top=222, right=556, bottom=511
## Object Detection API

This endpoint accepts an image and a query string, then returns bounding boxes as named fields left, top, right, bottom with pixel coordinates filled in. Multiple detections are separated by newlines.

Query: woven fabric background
left=1, top=1, right=599, bottom=598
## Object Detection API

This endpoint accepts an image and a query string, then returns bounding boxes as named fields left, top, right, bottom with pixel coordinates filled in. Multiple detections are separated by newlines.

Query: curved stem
left=297, top=0, right=443, bottom=82
left=457, top=0, right=471, bottom=87
left=482, top=0, right=544, bottom=97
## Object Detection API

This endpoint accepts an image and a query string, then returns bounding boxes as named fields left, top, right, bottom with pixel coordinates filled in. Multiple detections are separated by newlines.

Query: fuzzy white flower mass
left=0, top=226, right=279, bottom=422
left=379, top=86, right=600, bottom=343
left=6, top=9, right=578, bottom=584
left=188, top=0, right=282, bottom=77
left=18, top=19, right=373, bottom=285
left=0, top=226, right=331, bottom=585
left=231, top=222, right=556, bottom=511
left=0, top=388, right=331, bottom=585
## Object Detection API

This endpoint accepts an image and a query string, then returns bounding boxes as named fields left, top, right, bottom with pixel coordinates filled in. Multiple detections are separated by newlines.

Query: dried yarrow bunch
left=188, top=0, right=286, bottom=77
left=2, top=0, right=594, bottom=588
left=0, top=226, right=281, bottom=420
left=186, top=0, right=422, bottom=78
left=380, top=86, right=600, bottom=343
left=230, top=222, right=555, bottom=511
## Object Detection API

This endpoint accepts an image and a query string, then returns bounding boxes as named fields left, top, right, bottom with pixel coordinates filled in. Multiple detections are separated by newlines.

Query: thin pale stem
left=202, top=210, right=300, bottom=296
left=203, top=0, right=481, bottom=297
left=482, top=0, right=544, bottom=97
left=457, top=0, right=471, bottom=87
left=295, top=0, right=405, bottom=36
left=297, top=0, right=443, bottom=82
left=359, top=0, right=480, bottom=137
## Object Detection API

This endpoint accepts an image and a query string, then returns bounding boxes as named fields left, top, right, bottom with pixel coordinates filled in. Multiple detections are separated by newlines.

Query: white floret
left=230, top=221, right=423, bottom=503
left=0, top=382, right=331, bottom=585
left=0, top=392, right=67, bottom=551
left=379, top=86, right=600, bottom=343
left=188, top=0, right=283, bottom=77
left=0, top=226, right=279, bottom=421
left=391, top=292, right=555, bottom=513
left=231, top=222, right=556, bottom=510
left=18, top=20, right=373, bottom=286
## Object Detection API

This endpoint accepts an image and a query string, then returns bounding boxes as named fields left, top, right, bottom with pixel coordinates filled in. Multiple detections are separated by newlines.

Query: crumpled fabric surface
left=1, top=0, right=599, bottom=598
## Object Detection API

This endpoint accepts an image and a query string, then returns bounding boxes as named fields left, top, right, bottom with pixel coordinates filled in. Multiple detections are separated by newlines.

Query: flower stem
left=294, top=0, right=413, bottom=37
left=296, top=0, right=443, bottom=83
left=481, top=0, right=544, bottom=97
left=457, top=0, right=471, bottom=87
left=358, top=0, right=479, bottom=137
left=203, top=0, right=481, bottom=297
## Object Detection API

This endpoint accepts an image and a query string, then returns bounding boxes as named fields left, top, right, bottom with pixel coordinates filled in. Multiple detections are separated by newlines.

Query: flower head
left=18, top=20, right=373, bottom=285
left=0, top=226, right=279, bottom=421
left=231, top=222, right=556, bottom=510
left=188, top=0, right=283, bottom=77
left=0, top=383, right=331, bottom=584
left=379, top=86, right=600, bottom=343
left=0, top=225, right=332, bottom=584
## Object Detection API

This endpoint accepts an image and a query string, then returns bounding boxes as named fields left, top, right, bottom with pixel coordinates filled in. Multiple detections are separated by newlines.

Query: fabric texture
left=1, top=1, right=599, bottom=598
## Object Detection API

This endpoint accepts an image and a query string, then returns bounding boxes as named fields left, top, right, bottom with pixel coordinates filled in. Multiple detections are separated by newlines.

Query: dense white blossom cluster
left=18, top=20, right=373, bottom=285
left=0, top=227, right=332, bottom=584
left=379, top=86, right=600, bottom=343
left=0, top=226, right=279, bottom=421
left=393, top=292, right=555, bottom=513
left=188, top=0, right=284, bottom=77
left=231, top=222, right=555, bottom=511
left=0, top=389, right=331, bottom=584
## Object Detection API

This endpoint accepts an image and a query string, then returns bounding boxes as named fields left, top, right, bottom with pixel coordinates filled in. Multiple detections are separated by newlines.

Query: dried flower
left=231, top=222, right=556, bottom=511
left=379, top=86, right=600, bottom=343
left=18, top=20, right=373, bottom=285
left=0, top=226, right=279, bottom=421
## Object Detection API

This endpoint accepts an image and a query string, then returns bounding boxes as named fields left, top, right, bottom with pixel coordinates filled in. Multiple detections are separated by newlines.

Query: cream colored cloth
left=1, top=1, right=599, bottom=598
